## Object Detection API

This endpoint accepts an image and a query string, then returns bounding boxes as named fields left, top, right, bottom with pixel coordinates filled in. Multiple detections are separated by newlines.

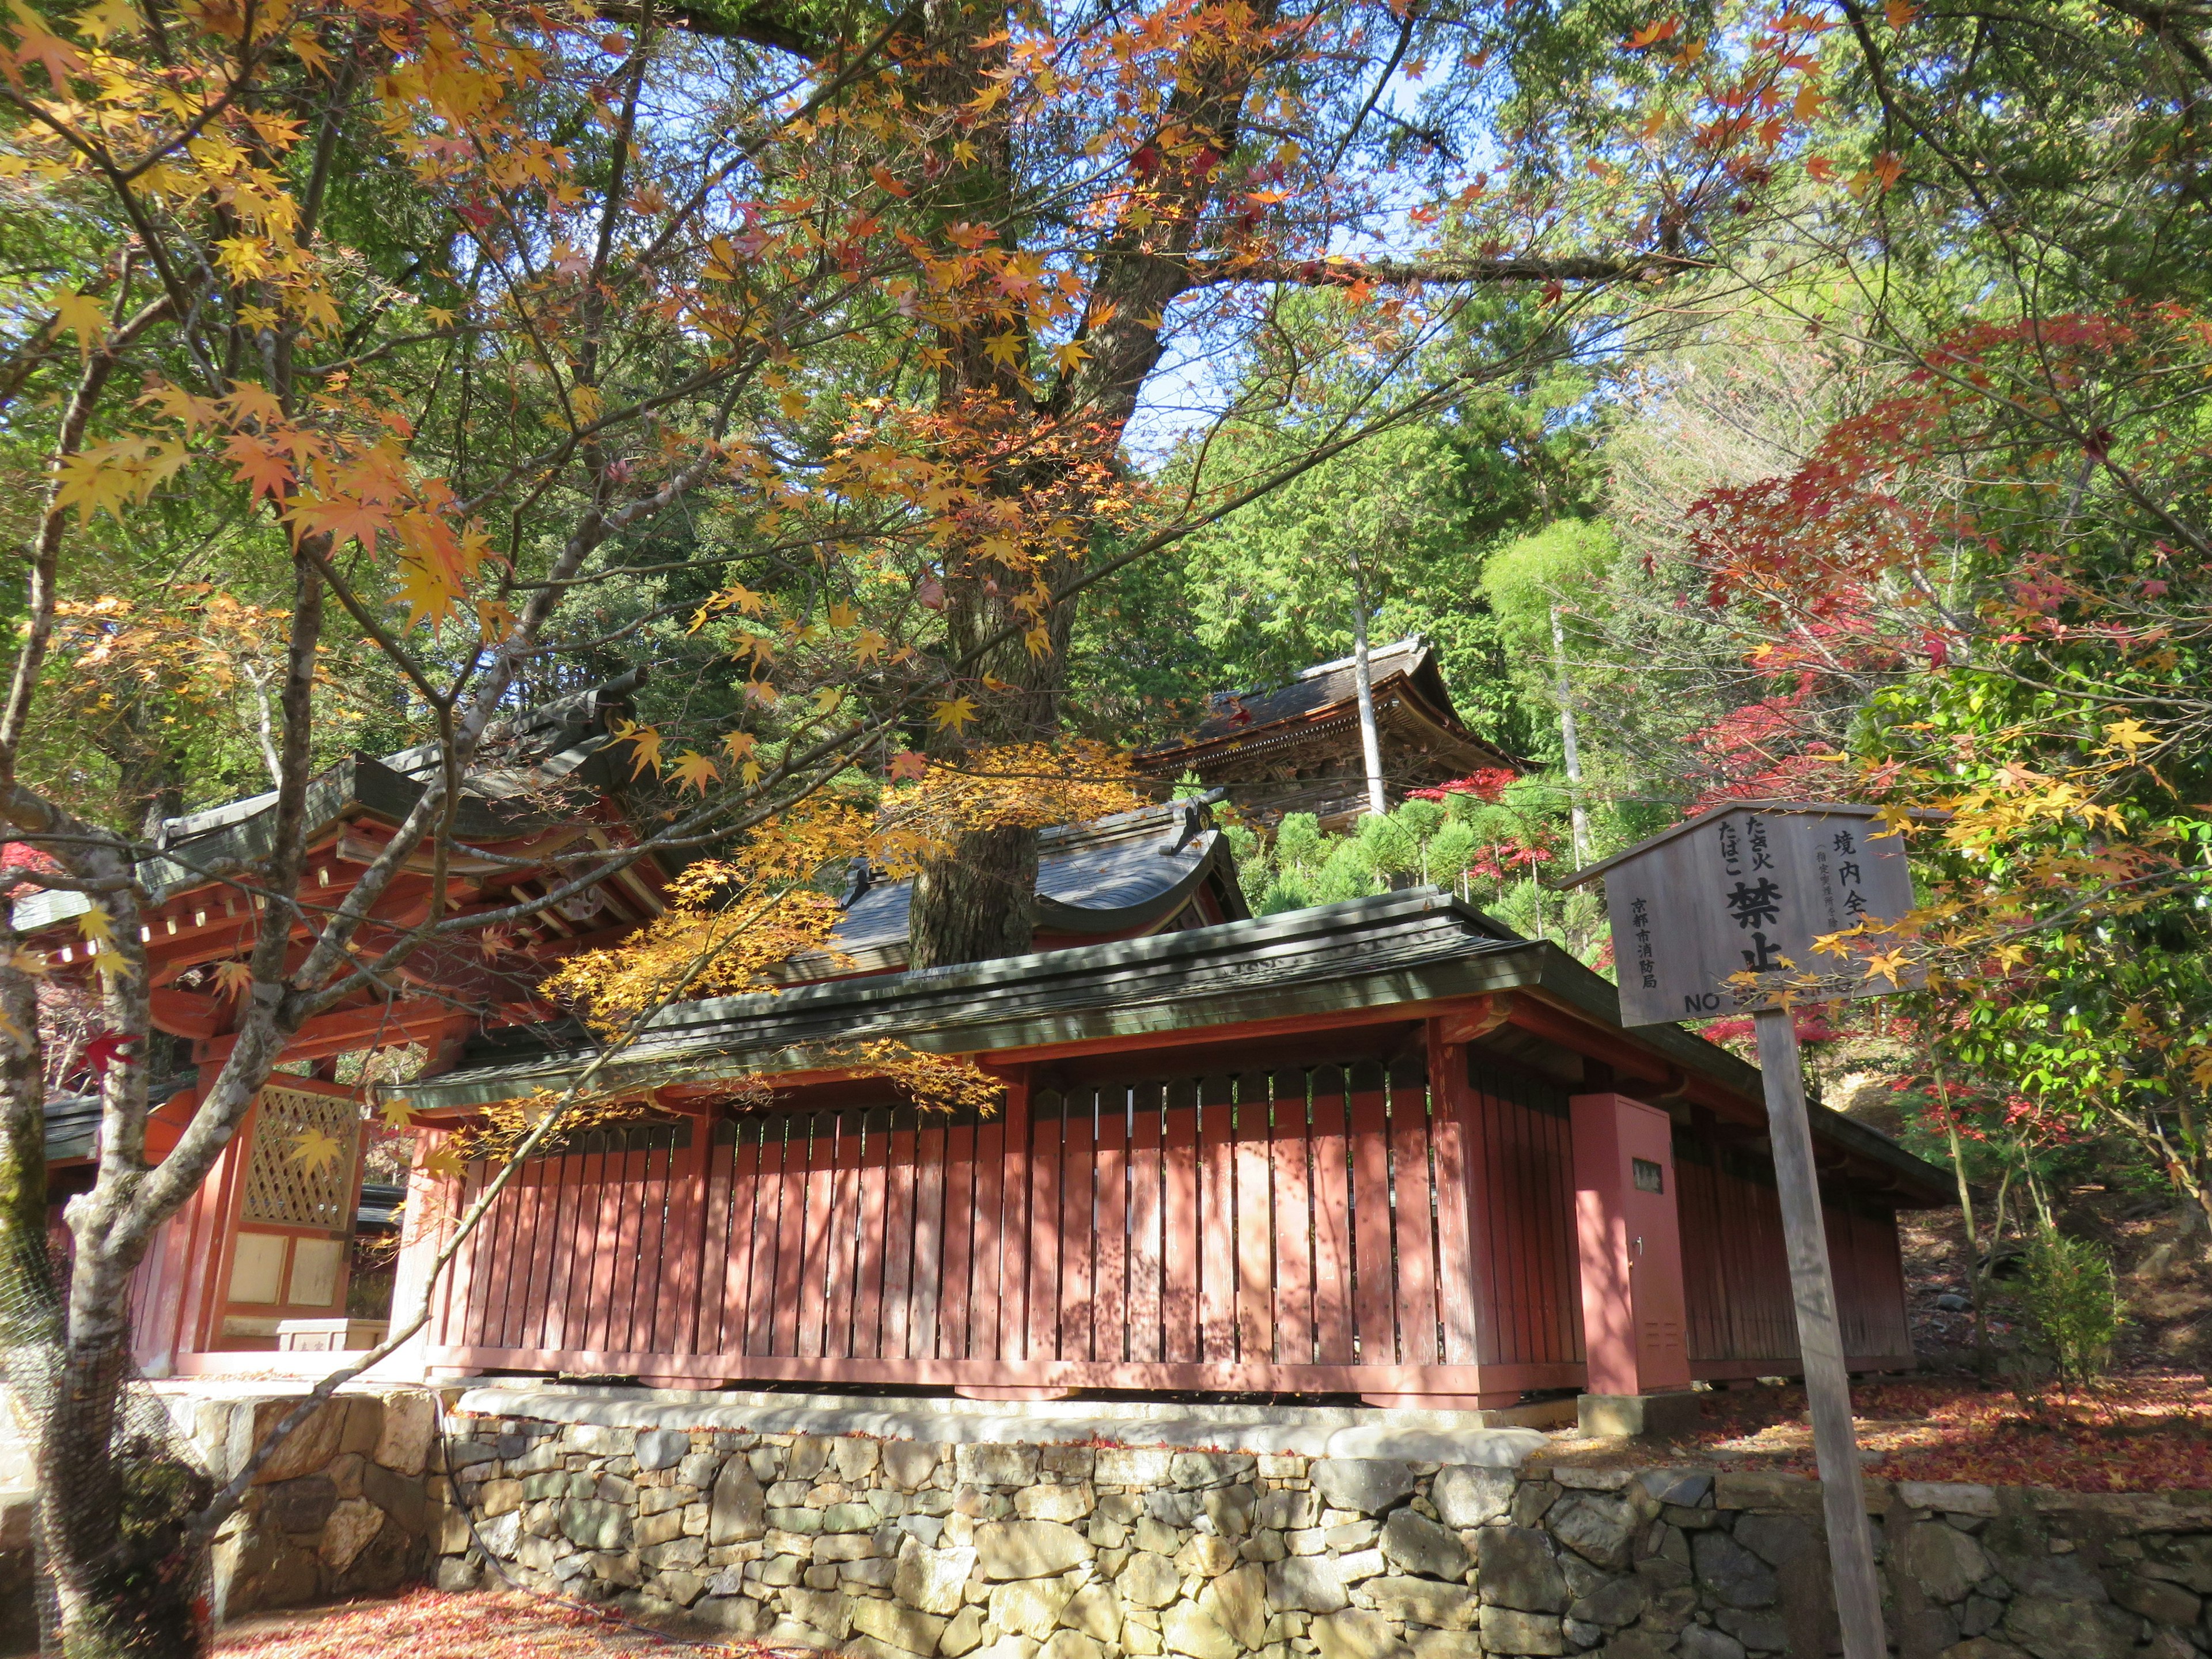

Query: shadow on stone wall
left=426, top=1404, right=2212, bottom=1659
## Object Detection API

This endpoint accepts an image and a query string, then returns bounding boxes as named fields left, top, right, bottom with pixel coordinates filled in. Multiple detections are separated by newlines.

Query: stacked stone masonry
left=187, top=1387, right=440, bottom=1618
left=432, top=1412, right=2212, bottom=1659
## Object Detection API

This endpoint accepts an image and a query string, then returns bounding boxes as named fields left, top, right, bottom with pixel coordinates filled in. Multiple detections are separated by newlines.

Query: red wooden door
left=1571, top=1092, right=1691, bottom=1396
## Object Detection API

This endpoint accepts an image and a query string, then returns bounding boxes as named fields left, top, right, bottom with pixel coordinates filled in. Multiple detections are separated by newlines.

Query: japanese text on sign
left=1594, top=806, right=1918, bottom=1028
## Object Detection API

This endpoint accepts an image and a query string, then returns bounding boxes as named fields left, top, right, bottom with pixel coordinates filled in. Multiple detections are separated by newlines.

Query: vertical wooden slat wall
left=1460, top=1052, right=1585, bottom=1370
left=428, top=1050, right=1592, bottom=1385
left=1673, top=1125, right=1915, bottom=1370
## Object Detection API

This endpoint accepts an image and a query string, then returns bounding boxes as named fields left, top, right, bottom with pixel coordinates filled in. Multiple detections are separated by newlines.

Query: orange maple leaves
left=126, top=377, right=505, bottom=631
left=544, top=742, right=1141, bottom=1029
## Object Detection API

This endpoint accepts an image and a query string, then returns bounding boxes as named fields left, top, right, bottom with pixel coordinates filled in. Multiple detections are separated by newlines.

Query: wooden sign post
left=1559, top=802, right=1921, bottom=1659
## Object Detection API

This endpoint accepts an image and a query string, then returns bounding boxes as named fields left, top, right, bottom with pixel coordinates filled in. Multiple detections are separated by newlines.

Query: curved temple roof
left=10, top=669, right=651, bottom=937
left=774, top=797, right=1248, bottom=982
left=1131, top=638, right=1518, bottom=816
left=1174, top=638, right=1468, bottom=747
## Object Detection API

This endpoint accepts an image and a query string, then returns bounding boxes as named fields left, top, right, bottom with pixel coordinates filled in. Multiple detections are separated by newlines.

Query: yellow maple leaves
left=54, top=438, right=191, bottom=522
left=872, top=741, right=1142, bottom=872
left=543, top=740, right=1141, bottom=1031
left=721, top=729, right=764, bottom=786
left=2102, top=717, right=2156, bottom=757
left=287, top=1127, right=345, bottom=1176
left=666, top=750, right=721, bottom=794
left=48, top=287, right=106, bottom=356
left=74, top=902, right=127, bottom=988
left=831, top=1040, right=1005, bottom=1115
left=611, top=718, right=664, bottom=777
left=544, top=881, right=847, bottom=1032
left=390, top=507, right=496, bottom=629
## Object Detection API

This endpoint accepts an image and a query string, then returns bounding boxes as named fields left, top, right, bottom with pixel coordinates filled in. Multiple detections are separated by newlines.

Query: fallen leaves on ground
left=216, top=1589, right=794, bottom=1658
left=1590, top=1375, right=2212, bottom=1492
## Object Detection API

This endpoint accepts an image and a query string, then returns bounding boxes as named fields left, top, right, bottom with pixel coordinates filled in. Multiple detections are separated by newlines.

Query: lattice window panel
left=241, top=1086, right=359, bottom=1230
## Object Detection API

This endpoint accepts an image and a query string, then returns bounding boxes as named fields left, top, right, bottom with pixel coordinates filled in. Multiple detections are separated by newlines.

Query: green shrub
left=1275, top=813, right=1322, bottom=866
left=1315, top=839, right=1378, bottom=903
left=1395, top=797, right=1446, bottom=842
left=1429, top=820, right=1479, bottom=887
left=2020, top=1227, right=2121, bottom=1388
left=1355, top=811, right=1419, bottom=878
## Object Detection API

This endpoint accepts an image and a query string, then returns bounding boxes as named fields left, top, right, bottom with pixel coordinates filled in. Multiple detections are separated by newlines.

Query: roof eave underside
left=1135, top=677, right=1513, bottom=777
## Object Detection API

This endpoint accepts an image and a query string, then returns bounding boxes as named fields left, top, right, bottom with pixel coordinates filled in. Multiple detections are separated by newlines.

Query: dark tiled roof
left=788, top=797, right=1247, bottom=978
left=43, top=1073, right=196, bottom=1165
left=1183, top=638, right=1446, bottom=744
left=12, top=670, right=647, bottom=934
left=1132, top=638, right=1516, bottom=784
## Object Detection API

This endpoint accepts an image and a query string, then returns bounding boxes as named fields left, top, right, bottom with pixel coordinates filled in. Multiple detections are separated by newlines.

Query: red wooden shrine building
left=16, top=673, right=687, bottom=1374
left=79, top=743, right=1248, bottom=1376
left=39, top=637, right=1950, bottom=1405
left=378, top=886, right=1948, bottom=1410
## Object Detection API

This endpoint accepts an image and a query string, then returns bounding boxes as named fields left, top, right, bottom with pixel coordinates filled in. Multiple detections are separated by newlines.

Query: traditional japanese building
left=363, top=888, right=1946, bottom=1420
left=1134, top=638, right=1518, bottom=829
left=17, top=672, right=687, bottom=1368
left=99, top=782, right=1245, bottom=1373
left=73, top=666, right=1946, bottom=1415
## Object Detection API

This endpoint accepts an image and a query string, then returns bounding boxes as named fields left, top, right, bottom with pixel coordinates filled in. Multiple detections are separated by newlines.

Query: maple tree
left=0, top=0, right=1836, bottom=1630
left=1678, top=306, right=2212, bottom=1231
left=1349, top=0, right=2212, bottom=1387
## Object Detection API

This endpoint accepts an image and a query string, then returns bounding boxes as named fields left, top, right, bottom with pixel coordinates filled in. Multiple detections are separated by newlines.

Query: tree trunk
left=1349, top=584, right=1387, bottom=820
left=33, top=873, right=211, bottom=1657
left=1548, top=602, right=1590, bottom=865
left=0, top=916, right=50, bottom=1342
left=39, top=1319, right=209, bottom=1658
left=902, top=0, right=1273, bottom=963
left=907, top=825, right=1040, bottom=968
left=906, top=570, right=1071, bottom=968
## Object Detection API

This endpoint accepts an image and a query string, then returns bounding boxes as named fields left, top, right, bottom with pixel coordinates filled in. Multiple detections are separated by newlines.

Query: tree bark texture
left=907, top=824, right=1041, bottom=968
left=0, top=911, right=54, bottom=1361
left=903, top=0, right=1275, bottom=963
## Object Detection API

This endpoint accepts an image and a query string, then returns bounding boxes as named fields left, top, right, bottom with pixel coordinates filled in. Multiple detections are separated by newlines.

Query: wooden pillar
left=185, top=1093, right=257, bottom=1357
left=382, top=1126, right=456, bottom=1381
left=1754, top=1007, right=1886, bottom=1659
left=1570, top=1092, right=1690, bottom=1399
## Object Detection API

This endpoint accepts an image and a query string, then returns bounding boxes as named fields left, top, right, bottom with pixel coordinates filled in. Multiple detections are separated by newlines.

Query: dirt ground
left=215, top=1590, right=756, bottom=1658
left=1540, top=1187, right=2212, bottom=1491
left=1897, top=1198, right=2212, bottom=1374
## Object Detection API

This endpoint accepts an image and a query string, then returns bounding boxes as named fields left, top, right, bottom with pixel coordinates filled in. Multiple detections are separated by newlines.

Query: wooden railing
left=421, top=1051, right=1592, bottom=1403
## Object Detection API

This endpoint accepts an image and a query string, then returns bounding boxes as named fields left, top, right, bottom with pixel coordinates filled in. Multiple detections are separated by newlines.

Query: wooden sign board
left=1574, top=803, right=1916, bottom=1028
left=1561, top=801, right=1918, bottom=1659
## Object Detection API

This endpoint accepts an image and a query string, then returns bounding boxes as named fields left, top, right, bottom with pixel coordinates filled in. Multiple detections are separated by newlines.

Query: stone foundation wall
left=173, top=1385, right=440, bottom=1619
left=1491, top=1467, right=2212, bottom=1659
left=431, top=1394, right=2212, bottom=1659
left=432, top=1412, right=1513, bottom=1659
